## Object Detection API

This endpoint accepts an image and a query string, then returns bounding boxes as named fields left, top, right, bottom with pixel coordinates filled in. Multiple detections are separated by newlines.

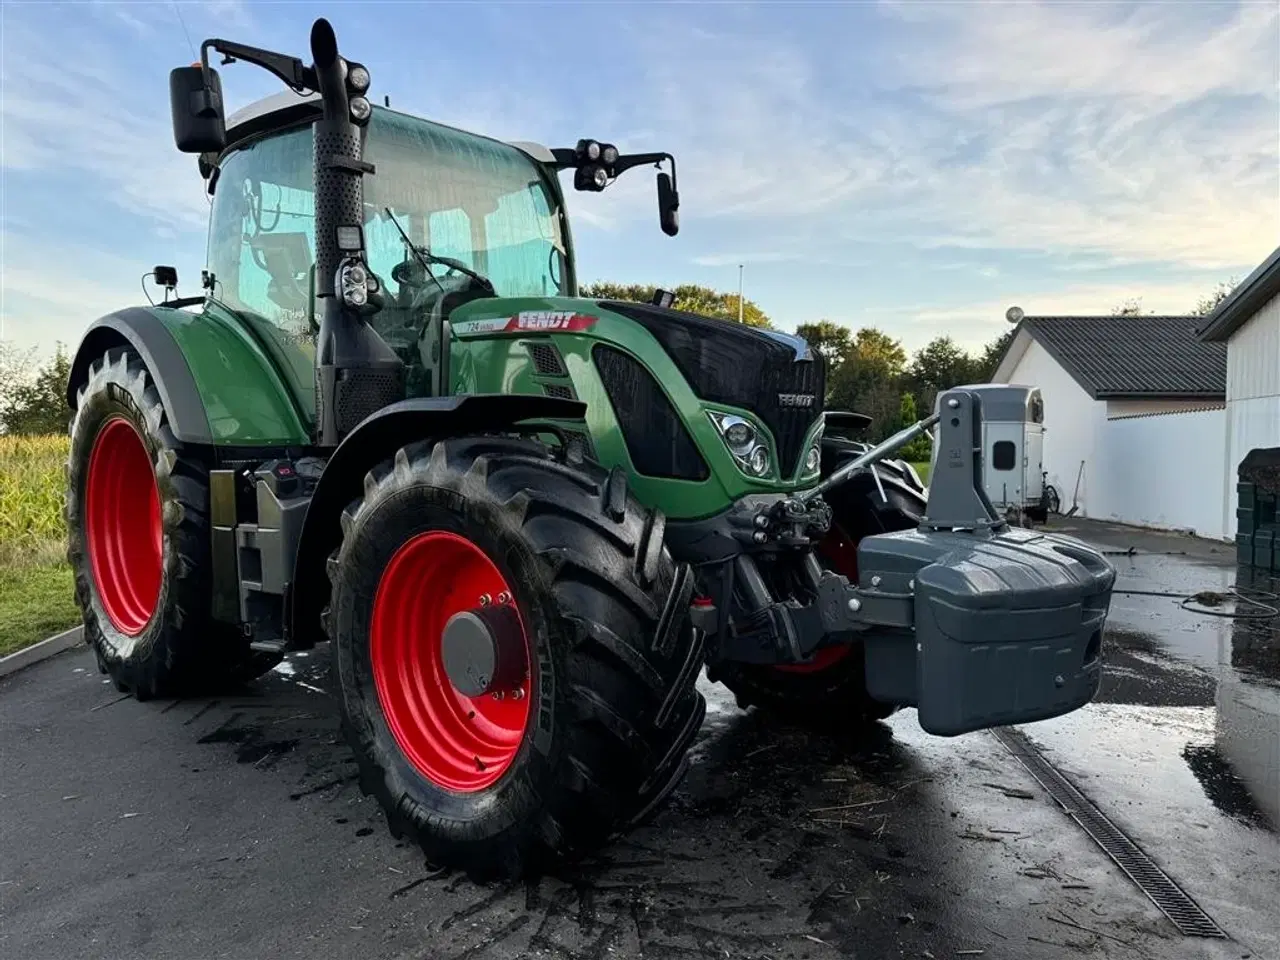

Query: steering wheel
left=392, top=255, right=460, bottom=288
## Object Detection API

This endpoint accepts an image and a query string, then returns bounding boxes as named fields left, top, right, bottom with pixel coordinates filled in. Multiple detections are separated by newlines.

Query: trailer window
left=992, top=441, right=1017, bottom=471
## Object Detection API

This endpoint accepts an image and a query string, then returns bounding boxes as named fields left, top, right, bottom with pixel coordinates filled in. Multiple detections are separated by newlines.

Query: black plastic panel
left=592, top=344, right=709, bottom=481
left=527, top=340, right=567, bottom=377
left=601, top=301, right=822, bottom=476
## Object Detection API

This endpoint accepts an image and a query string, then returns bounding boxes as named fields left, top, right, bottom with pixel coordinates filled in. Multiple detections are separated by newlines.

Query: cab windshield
left=204, top=106, right=571, bottom=393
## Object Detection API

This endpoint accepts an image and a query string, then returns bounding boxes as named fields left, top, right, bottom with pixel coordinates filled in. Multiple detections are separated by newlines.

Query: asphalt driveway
left=2, top=519, right=1276, bottom=960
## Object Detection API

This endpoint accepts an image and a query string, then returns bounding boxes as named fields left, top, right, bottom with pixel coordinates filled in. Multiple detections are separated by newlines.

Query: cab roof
left=222, top=91, right=555, bottom=165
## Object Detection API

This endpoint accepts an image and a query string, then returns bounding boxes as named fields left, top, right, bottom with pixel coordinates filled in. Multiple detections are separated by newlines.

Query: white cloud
left=691, top=252, right=797, bottom=268
left=0, top=231, right=205, bottom=353
left=0, top=21, right=211, bottom=230
left=607, top=3, right=1279, bottom=272
left=819, top=276, right=1227, bottom=355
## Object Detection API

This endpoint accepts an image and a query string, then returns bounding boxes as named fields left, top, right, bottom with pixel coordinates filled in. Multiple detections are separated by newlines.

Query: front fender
left=287, top=394, right=586, bottom=646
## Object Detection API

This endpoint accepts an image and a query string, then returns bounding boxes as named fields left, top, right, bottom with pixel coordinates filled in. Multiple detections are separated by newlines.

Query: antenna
left=1006, top=305, right=1025, bottom=324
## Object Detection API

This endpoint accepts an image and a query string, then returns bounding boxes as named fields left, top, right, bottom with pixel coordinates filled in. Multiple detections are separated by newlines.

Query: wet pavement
left=1, top=519, right=1277, bottom=960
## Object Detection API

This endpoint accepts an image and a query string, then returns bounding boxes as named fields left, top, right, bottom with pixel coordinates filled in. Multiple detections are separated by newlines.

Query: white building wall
left=1222, top=293, right=1280, bottom=537
left=1095, top=409, right=1229, bottom=540
left=1002, top=339, right=1102, bottom=516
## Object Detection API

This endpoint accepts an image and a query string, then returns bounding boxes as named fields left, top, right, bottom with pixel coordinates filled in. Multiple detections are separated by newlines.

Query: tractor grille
left=527, top=340, right=567, bottom=377
left=593, top=344, right=708, bottom=481
left=542, top=383, right=574, bottom=400
left=601, top=301, right=823, bottom=477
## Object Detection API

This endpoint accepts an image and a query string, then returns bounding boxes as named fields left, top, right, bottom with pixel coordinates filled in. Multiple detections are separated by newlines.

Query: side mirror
left=153, top=265, right=178, bottom=288
left=170, top=65, right=227, bottom=154
left=657, top=171, right=679, bottom=237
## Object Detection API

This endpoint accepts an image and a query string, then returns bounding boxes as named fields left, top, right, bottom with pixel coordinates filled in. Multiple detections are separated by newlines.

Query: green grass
left=910, top=461, right=931, bottom=483
left=0, top=557, right=78, bottom=656
left=0, top=435, right=79, bottom=657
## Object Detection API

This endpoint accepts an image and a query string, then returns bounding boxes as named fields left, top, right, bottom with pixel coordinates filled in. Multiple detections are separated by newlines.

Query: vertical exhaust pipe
left=309, top=18, right=403, bottom=447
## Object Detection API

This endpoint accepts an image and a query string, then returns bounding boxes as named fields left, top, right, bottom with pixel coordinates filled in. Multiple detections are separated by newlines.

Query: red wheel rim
left=370, top=531, right=532, bottom=792
left=775, top=524, right=858, bottom=674
left=85, top=417, right=163, bottom=636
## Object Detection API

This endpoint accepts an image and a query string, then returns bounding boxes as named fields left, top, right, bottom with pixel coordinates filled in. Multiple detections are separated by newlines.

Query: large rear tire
left=325, top=436, right=706, bottom=880
left=710, top=441, right=926, bottom=725
left=66, top=347, right=279, bottom=699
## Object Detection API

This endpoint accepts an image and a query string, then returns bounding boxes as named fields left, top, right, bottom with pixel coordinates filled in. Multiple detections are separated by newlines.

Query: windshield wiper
left=382, top=207, right=494, bottom=294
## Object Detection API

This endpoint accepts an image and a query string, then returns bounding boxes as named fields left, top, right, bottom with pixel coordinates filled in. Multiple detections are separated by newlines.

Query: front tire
left=325, top=437, right=706, bottom=880
left=66, top=347, right=279, bottom=699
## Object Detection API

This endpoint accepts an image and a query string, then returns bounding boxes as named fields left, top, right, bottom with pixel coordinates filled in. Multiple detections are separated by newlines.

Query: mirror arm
left=200, top=38, right=317, bottom=93
left=611, top=152, right=675, bottom=187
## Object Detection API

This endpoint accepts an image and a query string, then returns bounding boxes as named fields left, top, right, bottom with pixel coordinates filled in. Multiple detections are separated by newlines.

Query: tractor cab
left=204, top=94, right=578, bottom=409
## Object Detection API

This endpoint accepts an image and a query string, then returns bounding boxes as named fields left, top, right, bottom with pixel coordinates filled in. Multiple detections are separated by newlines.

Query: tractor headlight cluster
left=709, top=412, right=773, bottom=479
left=337, top=258, right=369, bottom=307
left=343, top=60, right=372, bottom=125
left=574, top=138, right=619, bottom=193
left=801, top=419, right=824, bottom=479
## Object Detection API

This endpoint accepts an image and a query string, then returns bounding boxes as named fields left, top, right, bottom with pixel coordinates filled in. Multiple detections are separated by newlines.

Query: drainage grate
left=990, top=725, right=1227, bottom=939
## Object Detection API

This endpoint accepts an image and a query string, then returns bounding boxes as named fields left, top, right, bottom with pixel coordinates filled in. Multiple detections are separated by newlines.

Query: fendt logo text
left=778, top=393, right=815, bottom=408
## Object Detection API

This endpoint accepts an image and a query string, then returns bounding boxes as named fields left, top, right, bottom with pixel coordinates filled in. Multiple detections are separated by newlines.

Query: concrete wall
left=1003, top=338, right=1103, bottom=516
left=1094, top=408, right=1229, bottom=540
left=1223, top=291, right=1280, bottom=537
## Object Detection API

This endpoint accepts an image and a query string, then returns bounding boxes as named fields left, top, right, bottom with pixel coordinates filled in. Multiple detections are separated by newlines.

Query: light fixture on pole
left=738, top=263, right=744, bottom=325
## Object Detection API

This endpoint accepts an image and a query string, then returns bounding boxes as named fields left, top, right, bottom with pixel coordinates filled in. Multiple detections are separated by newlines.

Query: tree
left=579, top=282, right=773, bottom=328
left=825, top=327, right=909, bottom=439
left=1111, top=297, right=1149, bottom=317
left=852, top=327, right=907, bottom=378
left=977, top=328, right=1016, bottom=381
left=0, top=340, right=38, bottom=427
left=904, top=336, right=981, bottom=418
left=1, top=343, right=72, bottom=435
left=1192, top=278, right=1239, bottom=317
left=795, top=320, right=853, bottom=373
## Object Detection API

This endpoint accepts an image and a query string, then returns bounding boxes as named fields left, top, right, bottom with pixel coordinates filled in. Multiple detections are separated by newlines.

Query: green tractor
left=64, top=19, right=1116, bottom=879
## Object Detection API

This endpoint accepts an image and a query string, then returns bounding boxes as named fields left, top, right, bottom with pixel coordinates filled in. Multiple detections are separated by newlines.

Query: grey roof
left=1197, top=245, right=1280, bottom=342
left=1017, top=315, right=1225, bottom=400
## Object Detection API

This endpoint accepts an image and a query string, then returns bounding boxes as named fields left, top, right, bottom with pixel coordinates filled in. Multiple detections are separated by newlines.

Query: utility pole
left=737, top=263, right=744, bottom=324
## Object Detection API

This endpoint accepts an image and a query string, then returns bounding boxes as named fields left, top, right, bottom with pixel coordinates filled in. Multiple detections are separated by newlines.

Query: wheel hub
left=441, top=605, right=527, bottom=697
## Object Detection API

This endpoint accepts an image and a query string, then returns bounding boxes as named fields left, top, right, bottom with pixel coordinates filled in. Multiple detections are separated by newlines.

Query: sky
left=1, top=0, right=1277, bottom=360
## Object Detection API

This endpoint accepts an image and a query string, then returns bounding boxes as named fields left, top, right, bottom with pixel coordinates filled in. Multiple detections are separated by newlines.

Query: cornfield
left=0, top=434, right=70, bottom=558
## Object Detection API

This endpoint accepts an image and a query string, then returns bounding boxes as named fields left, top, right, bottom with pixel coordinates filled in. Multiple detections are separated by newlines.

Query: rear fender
left=67, top=308, right=213, bottom=444
left=67, top=305, right=312, bottom=446
left=286, top=394, right=586, bottom=646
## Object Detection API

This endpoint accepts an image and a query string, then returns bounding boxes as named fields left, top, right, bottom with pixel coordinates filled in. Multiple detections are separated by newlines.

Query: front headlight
left=803, top=443, right=821, bottom=476
left=709, top=412, right=773, bottom=478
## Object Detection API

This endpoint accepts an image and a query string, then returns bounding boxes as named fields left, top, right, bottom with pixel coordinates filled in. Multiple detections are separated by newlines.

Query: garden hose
left=1113, top=586, right=1279, bottom=622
